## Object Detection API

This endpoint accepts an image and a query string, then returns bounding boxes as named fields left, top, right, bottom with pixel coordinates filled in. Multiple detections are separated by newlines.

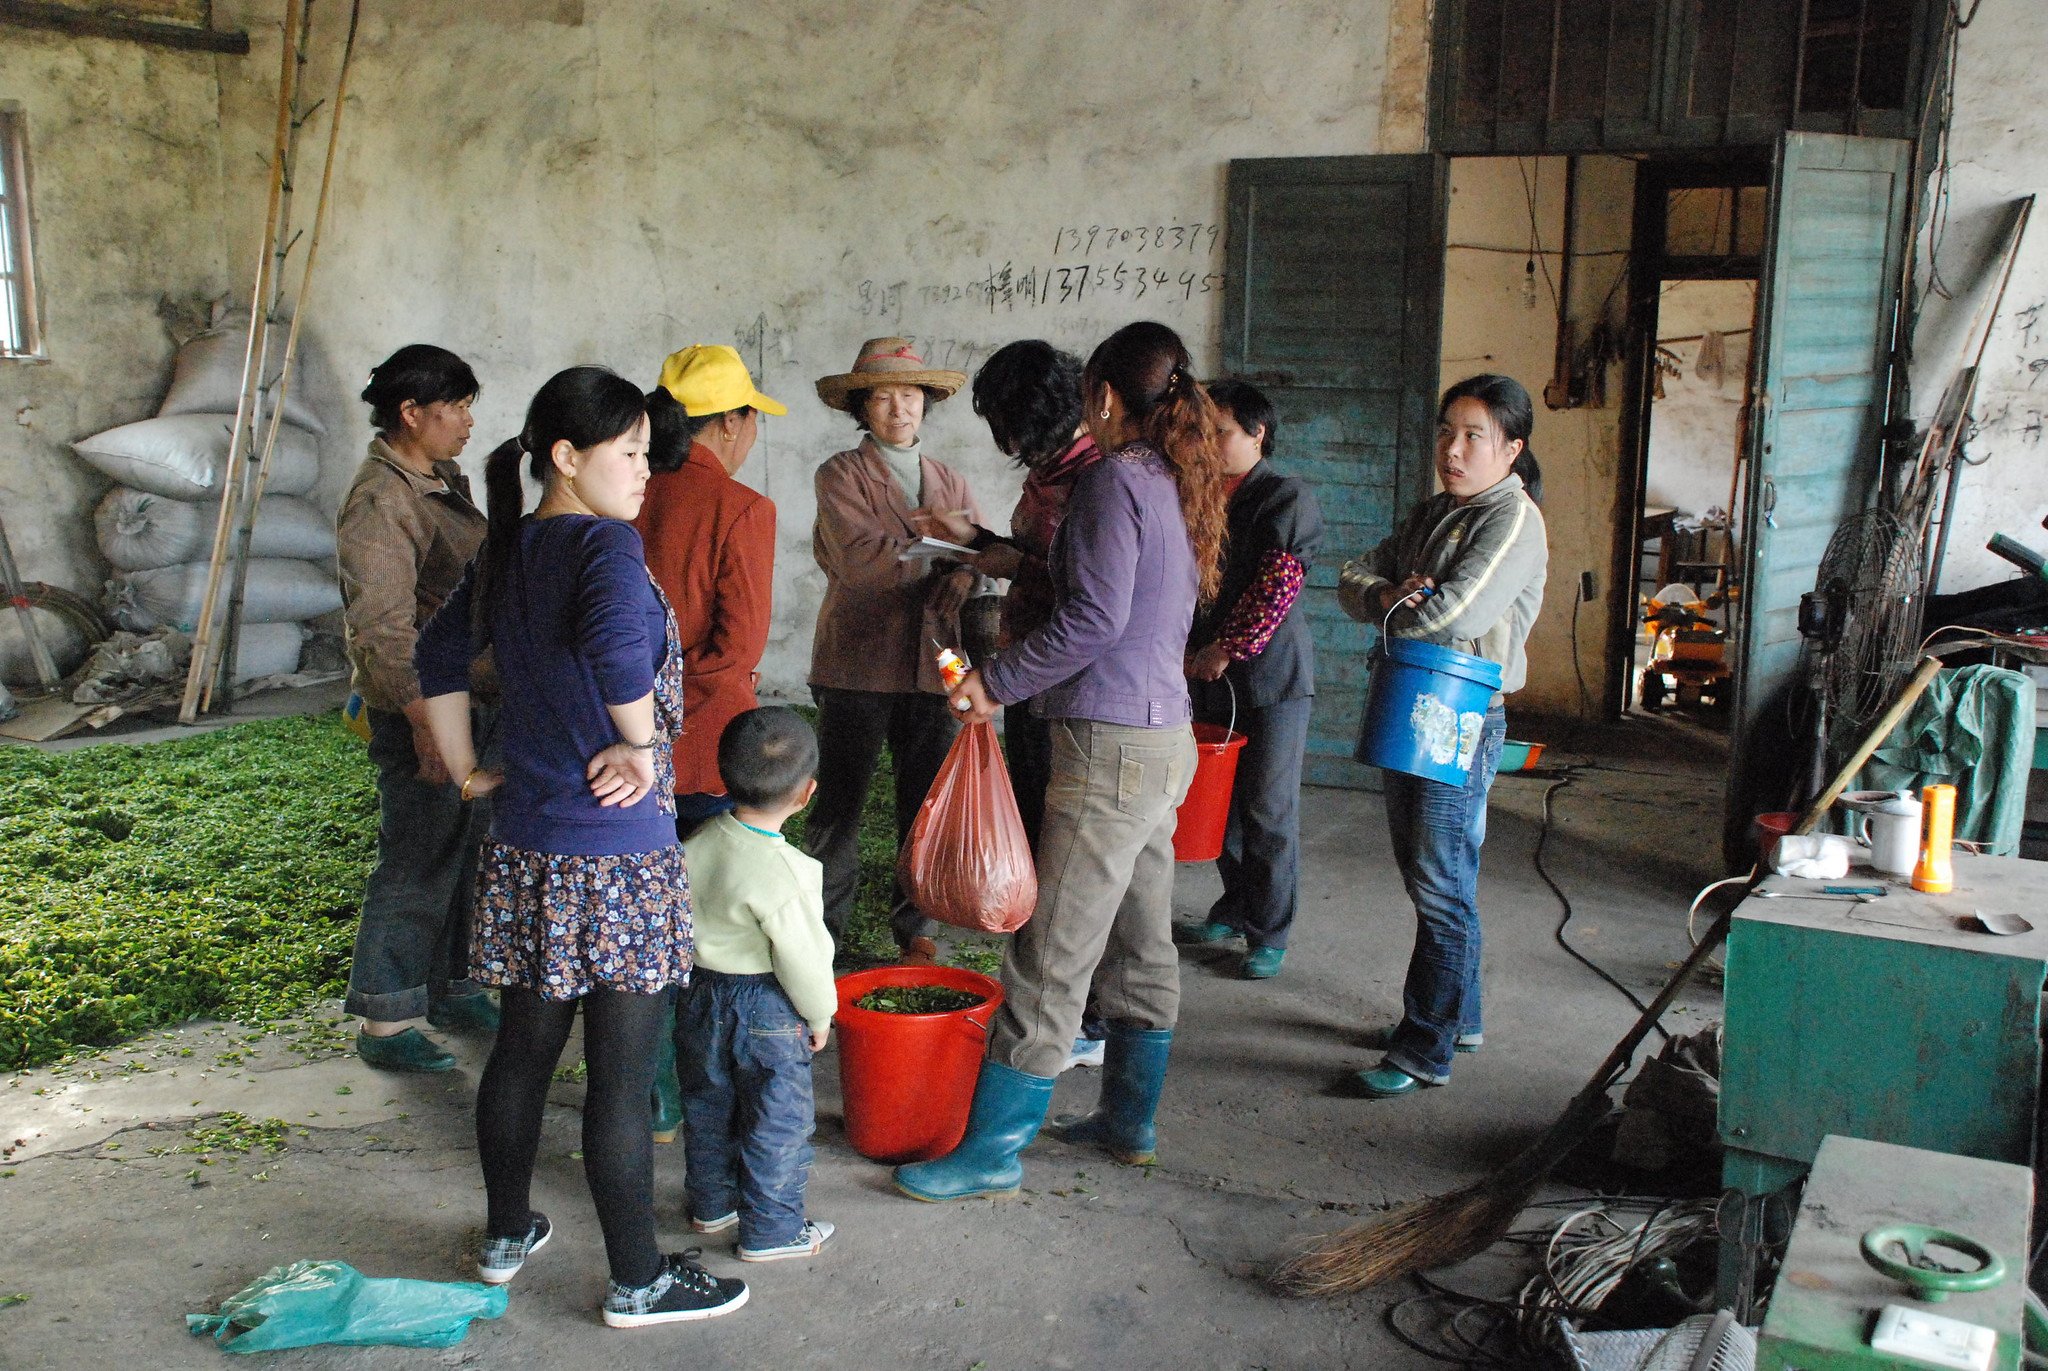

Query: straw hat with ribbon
left=814, top=337, right=967, bottom=413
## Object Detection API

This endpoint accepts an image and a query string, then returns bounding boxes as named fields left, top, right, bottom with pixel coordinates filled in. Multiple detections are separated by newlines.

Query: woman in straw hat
left=806, top=337, right=984, bottom=964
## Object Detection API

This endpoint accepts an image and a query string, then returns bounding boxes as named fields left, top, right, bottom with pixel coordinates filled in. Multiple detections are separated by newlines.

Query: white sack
left=95, top=488, right=336, bottom=570
left=69, top=623, right=307, bottom=703
left=158, top=320, right=325, bottom=433
left=228, top=621, right=308, bottom=681
left=104, top=558, right=341, bottom=633
left=72, top=414, right=321, bottom=502
left=0, top=607, right=91, bottom=689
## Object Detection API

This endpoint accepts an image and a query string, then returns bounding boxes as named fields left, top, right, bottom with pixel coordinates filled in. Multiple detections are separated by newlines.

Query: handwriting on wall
left=858, top=261, right=1226, bottom=326
left=849, top=216, right=1229, bottom=328
left=1050, top=222, right=1223, bottom=258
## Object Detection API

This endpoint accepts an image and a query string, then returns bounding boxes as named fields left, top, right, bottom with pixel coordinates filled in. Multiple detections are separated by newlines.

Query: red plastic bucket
left=1173, top=721, right=1248, bottom=863
left=833, top=965, right=1003, bottom=1164
left=1753, top=811, right=1799, bottom=869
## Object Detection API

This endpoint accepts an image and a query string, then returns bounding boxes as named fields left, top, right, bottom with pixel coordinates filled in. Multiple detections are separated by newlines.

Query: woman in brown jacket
left=807, top=338, right=982, bottom=963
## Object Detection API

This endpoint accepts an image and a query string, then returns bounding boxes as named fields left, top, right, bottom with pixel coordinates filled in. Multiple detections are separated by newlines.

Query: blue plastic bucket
left=1356, top=638, right=1504, bottom=784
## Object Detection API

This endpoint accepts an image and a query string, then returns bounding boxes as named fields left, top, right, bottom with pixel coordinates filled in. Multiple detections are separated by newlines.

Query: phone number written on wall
left=857, top=222, right=1229, bottom=322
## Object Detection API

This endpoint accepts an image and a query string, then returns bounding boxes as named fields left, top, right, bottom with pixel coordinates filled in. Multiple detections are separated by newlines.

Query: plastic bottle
left=935, top=644, right=972, bottom=710
left=1911, top=783, right=1956, bottom=895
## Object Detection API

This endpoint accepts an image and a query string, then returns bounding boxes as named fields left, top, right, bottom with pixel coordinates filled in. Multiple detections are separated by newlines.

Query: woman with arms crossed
left=1336, top=374, right=1547, bottom=1100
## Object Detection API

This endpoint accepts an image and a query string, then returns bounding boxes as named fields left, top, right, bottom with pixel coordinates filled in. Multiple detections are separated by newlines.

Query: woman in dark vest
left=1173, top=379, right=1323, bottom=979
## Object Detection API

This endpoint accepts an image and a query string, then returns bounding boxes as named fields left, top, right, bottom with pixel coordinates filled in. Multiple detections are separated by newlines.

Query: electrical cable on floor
left=1531, top=767, right=1670, bottom=1040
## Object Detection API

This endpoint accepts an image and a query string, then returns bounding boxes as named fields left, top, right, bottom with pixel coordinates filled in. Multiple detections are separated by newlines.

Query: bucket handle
left=1378, top=583, right=1437, bottom=644
left=1222, top=673, right=1236, bottom=742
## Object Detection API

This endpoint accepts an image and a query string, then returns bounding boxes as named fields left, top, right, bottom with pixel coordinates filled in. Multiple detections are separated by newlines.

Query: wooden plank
left=0, top=0, right=249, bottom=52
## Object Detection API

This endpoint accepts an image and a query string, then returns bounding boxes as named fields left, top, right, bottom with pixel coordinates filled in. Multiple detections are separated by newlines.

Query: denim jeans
left=804, top=686, right=957, bottom=949
left=1378, top=704, right=1506, bottom=1085
left=991, top=719, right=1195, bottom=1078
left=345, top=705, right=494, bottom=1021
left=674, top=969, right=816, bottom=1249
left=1197, top=693, right=1313, bottom=951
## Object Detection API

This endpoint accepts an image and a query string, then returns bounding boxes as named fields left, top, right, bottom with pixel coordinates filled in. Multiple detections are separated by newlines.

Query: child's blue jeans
left=674, top=968, right=816, bottom=1249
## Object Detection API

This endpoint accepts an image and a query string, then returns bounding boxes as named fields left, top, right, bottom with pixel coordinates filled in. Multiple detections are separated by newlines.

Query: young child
left=673, top=707, right=837, bottom=1261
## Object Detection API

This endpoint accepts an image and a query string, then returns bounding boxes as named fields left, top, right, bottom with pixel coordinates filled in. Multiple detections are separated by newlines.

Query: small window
left=0, top=107, right=44, bottom=360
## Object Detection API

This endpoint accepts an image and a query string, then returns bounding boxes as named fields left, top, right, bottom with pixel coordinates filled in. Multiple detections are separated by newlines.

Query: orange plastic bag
left=898, top=721, right=1038, bottom=934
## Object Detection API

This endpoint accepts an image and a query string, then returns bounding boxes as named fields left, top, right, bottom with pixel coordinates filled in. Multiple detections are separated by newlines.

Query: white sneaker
left=1062, top=1037, right=1106, bottom=1072
left=738, top=1219, right=835, bottom=1263
left=689, top=1211, right=738, bottom=1234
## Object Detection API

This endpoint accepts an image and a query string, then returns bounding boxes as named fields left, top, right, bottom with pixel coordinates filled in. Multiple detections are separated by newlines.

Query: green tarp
left=1855, top=664, right=2036, bottom=856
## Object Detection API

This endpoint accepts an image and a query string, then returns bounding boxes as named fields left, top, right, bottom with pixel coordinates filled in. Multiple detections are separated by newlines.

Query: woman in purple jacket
left=894, top=322, right=1230, bottom=1202
left=415, top=367, right=746, bottom=1328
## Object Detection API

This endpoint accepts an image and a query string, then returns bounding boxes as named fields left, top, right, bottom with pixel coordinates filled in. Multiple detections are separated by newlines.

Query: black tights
left=477, top=985, right=671, bottom=1288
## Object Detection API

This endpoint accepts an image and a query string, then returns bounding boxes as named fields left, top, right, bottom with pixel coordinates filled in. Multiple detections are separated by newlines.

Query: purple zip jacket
left=981, top=441, right=1197, bottom=729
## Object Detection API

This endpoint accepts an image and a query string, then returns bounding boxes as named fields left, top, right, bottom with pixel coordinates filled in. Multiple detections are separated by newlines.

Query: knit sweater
left=1336, top=474, right=1548, bottom=694
left=683, top=813, right=837, bottom=1033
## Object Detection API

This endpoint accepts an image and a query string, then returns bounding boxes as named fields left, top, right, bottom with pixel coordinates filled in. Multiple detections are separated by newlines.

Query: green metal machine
left=1759, top=1135, right=2028, bottom=1371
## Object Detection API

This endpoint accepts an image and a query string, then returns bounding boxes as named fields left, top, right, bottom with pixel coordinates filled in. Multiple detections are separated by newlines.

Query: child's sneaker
left=477, top=1212, right=551, bottom=1285
left=1062, top=1037, right=1106, bottom=1071
left=738, top=1219, right=835, bottom=1263
left=603, top=1251, right=749, bottom=1327
left=689, top=1211, right=738, bottom=1235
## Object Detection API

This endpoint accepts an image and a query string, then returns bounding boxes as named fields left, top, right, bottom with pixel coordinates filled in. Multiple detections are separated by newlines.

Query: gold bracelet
left=460, top=768, right=482, bottom=802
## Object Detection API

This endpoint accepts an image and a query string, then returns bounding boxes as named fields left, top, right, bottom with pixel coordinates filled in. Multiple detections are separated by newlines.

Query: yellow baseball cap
left=656, top=345, right=788, bottom=418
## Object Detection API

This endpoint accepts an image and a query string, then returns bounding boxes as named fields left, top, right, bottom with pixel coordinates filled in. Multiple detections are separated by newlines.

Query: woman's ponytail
left=1084, top=324, right=1230, bottom=603
left=471, top=437, right=530, bottom=645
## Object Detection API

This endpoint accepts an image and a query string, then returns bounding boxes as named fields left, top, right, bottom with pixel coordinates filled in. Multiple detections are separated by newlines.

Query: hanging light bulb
left=1522, top=258, right=1538, bottom=311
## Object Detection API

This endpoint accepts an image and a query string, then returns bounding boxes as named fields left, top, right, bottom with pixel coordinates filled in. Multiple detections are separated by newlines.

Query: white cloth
left=1771, top=833, right=1854, bottom=880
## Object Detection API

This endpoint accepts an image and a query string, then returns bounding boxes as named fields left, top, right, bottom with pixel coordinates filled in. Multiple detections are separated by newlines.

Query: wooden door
left=1726, top=132, right=1912, bottom=856
left=1223, top=155, right=1447, bottom=789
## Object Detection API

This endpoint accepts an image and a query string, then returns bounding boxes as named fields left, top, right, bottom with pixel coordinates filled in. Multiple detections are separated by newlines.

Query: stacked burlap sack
left=72, top=318, right=341, bottom=682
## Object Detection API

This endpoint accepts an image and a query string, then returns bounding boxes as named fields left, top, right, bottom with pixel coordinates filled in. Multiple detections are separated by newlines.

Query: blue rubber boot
left=893, top=1060, right=1055, bottom=1202
left=1047, top=1024, right=1171, bottom=1165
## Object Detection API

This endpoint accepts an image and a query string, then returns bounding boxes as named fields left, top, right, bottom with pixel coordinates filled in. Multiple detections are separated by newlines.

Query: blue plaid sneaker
left=603, top=1250, right=749, bottom=1328
left=477, top=1212, right=551, bottom=1285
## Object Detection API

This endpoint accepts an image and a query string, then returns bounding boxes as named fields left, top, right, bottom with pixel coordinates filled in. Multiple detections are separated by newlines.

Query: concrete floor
left=0, top=715, right=1726, bottom=1370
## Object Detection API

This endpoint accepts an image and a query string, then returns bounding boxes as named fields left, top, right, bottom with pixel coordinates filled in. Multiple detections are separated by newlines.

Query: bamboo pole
left=204, top=0, right=362, bottom=709
left=178, top=0, right=303, bottom=724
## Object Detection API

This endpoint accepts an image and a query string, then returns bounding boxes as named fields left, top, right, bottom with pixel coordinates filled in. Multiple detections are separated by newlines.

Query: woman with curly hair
left=894, top=321, right=1229, bottom=1202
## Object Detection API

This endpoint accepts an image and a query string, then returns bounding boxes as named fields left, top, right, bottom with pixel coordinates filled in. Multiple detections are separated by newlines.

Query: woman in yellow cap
left=808, top=337, right=983, bottom=965
left=633, top=344, right=784, bottom=1143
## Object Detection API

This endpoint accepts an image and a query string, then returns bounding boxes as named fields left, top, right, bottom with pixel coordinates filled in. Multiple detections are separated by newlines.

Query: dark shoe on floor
left=427, top=991, right=501, bottom=1036
left=899, top=936, right=941, bottom=968
left=1358, top=1024, right=1482, bottom=1054
left=1172, top=920, right=1240, bottom=947
left=738, top=1219, right=835, bottom=1263
left=1346, top=1062, right=1427, bottom=1099
left=477, top=1212, right=551, bottom=1285
left=603, top=1251, right=749, bottom=1327
left=356, top=1027, right=455, bottom=1073
left=1242, top=946, right=1286, bottom=979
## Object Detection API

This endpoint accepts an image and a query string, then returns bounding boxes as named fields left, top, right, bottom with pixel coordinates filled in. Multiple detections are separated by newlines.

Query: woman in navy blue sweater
left=415, top=367, right=747, bottom=1328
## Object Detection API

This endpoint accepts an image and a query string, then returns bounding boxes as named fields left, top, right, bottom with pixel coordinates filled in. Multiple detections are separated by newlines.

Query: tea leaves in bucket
left=852, top=985, right=986, bottom=1015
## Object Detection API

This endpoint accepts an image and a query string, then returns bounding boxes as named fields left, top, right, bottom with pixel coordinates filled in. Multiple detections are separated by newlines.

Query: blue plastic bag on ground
left=187, top=1260, right=507, bottom=1353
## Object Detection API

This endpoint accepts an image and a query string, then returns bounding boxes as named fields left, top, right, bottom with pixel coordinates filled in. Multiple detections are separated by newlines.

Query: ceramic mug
left=1859, top=809, right=1921, bottom=877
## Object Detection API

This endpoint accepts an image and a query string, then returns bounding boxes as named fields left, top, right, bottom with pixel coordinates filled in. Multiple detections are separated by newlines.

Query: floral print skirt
left=469, top=841, right=693, bottom=1001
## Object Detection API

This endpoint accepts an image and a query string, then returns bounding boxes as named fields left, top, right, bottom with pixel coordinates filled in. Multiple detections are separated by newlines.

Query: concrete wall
left=1643, top=278, right=1754, bottom=520
left=0, top=24, right=229, bottom=681
left=1907, top=0, right=2048, bottom=593
left=1440, top=155, right=1634, bottom=717
left=208, top=0, right=1398, bottom=696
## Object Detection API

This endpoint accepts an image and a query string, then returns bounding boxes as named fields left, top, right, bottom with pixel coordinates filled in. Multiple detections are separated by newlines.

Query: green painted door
left=1223, top=155, right=1447, bottom=789
left=1726, top=133, right=1911, bottom=857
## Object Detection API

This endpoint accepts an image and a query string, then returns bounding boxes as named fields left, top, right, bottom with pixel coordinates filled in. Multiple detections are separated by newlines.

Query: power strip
left=1870, top=1304, right=1997, bottom=1371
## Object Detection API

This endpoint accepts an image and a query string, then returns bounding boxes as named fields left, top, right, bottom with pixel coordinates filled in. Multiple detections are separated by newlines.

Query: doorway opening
left=1616, top=167, right=1768, bottom=732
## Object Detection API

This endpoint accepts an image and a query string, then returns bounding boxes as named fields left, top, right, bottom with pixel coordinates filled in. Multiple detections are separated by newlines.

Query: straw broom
left=1270, top=653, right=1945, bottom=1298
